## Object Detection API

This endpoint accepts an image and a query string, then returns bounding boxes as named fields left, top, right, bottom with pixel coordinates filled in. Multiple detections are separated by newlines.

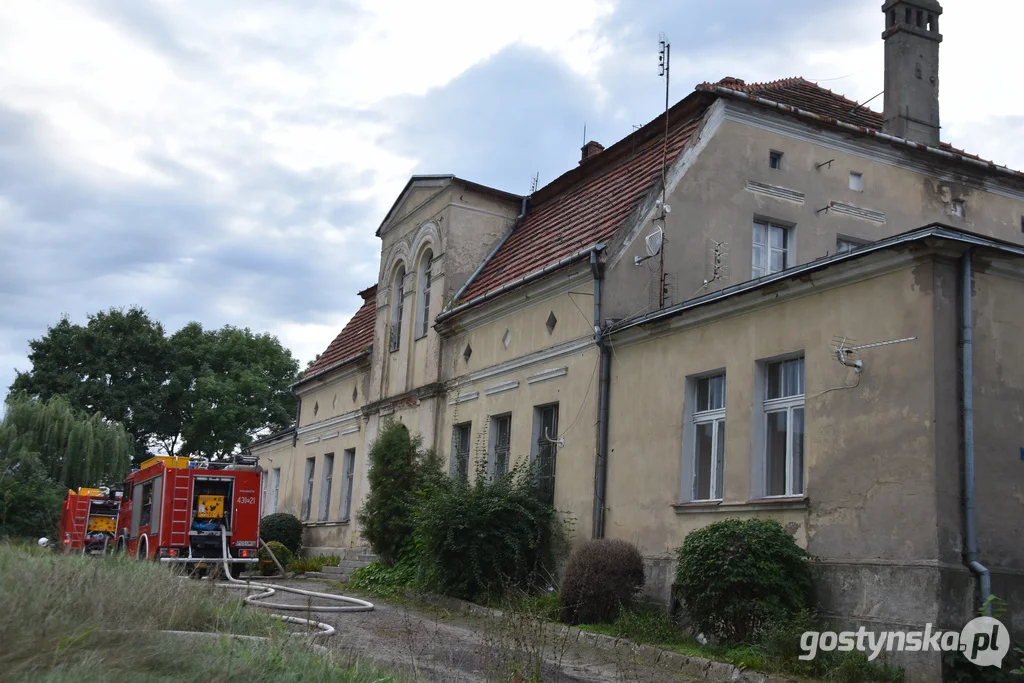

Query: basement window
left=849, top=172, right=863, bottom=192
left=769, top=151, right=783, bottom=170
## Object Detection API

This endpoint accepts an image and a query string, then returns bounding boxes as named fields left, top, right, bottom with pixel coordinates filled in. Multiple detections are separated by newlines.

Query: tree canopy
left=11, top=306, right=300, bottom=461
left=0, top=394, right=134, bottom=537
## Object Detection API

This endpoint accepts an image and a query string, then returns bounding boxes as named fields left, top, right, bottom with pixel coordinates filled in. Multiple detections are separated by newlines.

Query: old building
left=251, top=2, right=1022, bottom=678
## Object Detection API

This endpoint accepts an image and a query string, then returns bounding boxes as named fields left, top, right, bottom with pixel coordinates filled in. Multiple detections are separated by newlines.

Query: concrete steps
left=300, top=548, right=377, bottom=580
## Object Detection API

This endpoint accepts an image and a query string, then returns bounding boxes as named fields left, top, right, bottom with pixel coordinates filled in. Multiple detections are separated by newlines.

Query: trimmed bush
left=416, top=458, right=568, bottom=603
left=258, top=540, right=293, bottom=576
left=259, top=513, right=302, bottom=554
left=673, top=518, right=812, bottom=644
left=559, top=538, right=645, bottom=626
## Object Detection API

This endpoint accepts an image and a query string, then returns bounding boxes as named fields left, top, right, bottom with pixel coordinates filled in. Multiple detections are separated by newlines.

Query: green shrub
left=356, top=420, right=425, bottom=566
left=559, top=538, right=645, bottom=625
left=519, top=588, right=561, bottom=622
left=258, top=540, right=293, bottom=575
left=259, top=512, right=303, bottom=554
left=349, top=549, right=421, bottom=598
left=673, top=518, right=812, bottom=644
left=415, top=457, right=567, bottom=603
left=288, top=554, right=340, bottom=574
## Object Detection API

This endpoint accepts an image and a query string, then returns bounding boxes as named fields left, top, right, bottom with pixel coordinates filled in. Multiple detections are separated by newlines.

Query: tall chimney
left=881, top=0, right=943, bottom=146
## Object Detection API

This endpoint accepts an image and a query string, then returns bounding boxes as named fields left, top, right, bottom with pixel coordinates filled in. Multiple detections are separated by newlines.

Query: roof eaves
left=610, top=224, right=1024, bottom=335
left=699, top=84, right=1024, bottom=181
left=436, top=242, right=605, bottom=324
left=249, top=426, right=297, bottom=449
left=291, top=347, right=373, bottom=390
left=376, top=175, right=455, bottom=236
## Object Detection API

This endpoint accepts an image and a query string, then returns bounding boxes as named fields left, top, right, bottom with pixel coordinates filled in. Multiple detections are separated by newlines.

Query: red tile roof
left=300, top=284, right=376, bottom=381
left=446, top=76, right=1022, bottom=318
left=457, top=94, right=713, bottom=303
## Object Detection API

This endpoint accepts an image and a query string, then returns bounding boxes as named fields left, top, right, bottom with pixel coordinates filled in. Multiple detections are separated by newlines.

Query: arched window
left=390, top=264, right=405, bottom=352
left=416, top=249, right=433, bottom=339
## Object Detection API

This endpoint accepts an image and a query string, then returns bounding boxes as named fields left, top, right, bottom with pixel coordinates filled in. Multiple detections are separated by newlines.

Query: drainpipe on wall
left=291, top=388, right=301, bottom=448
left=591, top=248, right=610, bottom=539
left=960, top=249, right=992, bottom=616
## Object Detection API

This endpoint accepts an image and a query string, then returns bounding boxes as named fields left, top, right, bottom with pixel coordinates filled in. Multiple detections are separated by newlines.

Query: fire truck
left=114, top=455, right=262, bottom=577
left=57, top=486, right=122, bottom=555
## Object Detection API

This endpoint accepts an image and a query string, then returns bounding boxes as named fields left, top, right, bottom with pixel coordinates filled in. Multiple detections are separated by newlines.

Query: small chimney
left=717, top=77, right=746, bottom=88
left=881, top=0, right=943, bottom=145
left=580, top=140, right=604, bottom=164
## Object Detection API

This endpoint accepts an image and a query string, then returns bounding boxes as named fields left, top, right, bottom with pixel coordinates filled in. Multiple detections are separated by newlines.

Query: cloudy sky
left=2, top=0, right=1021, bottom=400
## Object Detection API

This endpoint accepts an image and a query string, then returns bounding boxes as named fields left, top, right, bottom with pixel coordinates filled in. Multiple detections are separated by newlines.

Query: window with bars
left=318, top=453, right=334, bottom=521
left=301, top=457, right=315, bottom=521
left=532, top=405, right=559, bottom=505
left=692, top=374, right=726, bottom=501
left=752, top=220, right=790, bottom=278
left=340, top=449, right=355, bottom=522
left=764, top=357, right=805, bottom=497
left=490, top=414, right=512, bottom=480
left=451, top=422, right=471, bottom=482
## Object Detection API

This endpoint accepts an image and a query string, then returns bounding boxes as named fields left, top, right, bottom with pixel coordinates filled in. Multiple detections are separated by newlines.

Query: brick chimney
left=580, top=140, right=604, bottom=164
left=881, top=0, right=943, bottom=145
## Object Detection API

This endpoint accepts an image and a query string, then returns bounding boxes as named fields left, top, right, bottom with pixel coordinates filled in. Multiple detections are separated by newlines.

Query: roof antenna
left=657, top=34, right=671, bottom=307
left=530, top=172, right=539, bottom=194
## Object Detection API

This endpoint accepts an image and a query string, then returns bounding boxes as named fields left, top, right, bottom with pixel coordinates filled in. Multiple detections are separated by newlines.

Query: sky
left=2, top=0, right=1022, bottom=403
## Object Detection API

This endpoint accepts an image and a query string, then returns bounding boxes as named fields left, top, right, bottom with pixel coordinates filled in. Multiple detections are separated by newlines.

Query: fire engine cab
left=57, top=487, right=122, bottom=555
left=115, top=455, right=262, bottom=577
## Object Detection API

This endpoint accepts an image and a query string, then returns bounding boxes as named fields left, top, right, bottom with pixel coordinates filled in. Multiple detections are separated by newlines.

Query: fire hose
left=214, top=527, right=374, bottom=636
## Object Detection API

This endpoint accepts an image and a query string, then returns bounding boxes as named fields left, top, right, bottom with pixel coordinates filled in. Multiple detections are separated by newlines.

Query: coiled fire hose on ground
left=214, top=527, right=374, bottom=636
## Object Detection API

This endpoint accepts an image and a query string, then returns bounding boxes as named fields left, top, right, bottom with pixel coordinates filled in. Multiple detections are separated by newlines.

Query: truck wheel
left=228, top=563, right=245, bottom=580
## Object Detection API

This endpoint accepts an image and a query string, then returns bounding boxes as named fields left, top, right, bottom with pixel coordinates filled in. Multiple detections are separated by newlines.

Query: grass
left=287, top=554, right=341, bottom=574
left=0, top=542, right=399, bottom=682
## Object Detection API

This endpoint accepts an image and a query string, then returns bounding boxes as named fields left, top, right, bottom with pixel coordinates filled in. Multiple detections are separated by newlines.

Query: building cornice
left=291, top=350, right=372, bottom=393
left=448, top=336, right=594, bottom=388
left=296, top=408, right=362, bottom=437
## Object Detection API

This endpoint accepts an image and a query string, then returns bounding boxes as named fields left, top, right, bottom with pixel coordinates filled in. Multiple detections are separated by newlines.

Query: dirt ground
left=250, top=579, right=704, bottom=683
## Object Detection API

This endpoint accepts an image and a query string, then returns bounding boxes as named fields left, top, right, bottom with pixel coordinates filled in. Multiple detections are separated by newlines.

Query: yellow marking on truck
left=197, top=495, right=225, bottom=519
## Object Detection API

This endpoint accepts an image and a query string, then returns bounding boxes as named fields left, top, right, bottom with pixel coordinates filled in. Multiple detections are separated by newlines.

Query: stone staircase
left=303, top=547, right=376, bottom=580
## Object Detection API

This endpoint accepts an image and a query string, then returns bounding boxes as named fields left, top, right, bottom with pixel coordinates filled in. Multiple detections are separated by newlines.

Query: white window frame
left=339, top=449, right=355, bottom=522
left=301, top=457, right=315, bottom=521
left=836, top=236, right=867, bottom=254
left=752, top=220, right=791, bottom=278
left=762, top=357, right=805, bottom=498
left=269, top=468, right=280, bottom=515
left=849, top=171, right=863, bottom=192
left=769, top=150, right=783, bottom=170
left=416, top=249, right=433, bottom=340
left=318, top=453, right=334, bottom=522
left=691, top=374, right=726, bottom=502
left=488, top=413, right=512, bottom=481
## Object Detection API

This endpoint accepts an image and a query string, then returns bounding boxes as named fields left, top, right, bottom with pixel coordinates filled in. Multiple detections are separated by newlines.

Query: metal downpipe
left=960, top=249, right=991, bottom=615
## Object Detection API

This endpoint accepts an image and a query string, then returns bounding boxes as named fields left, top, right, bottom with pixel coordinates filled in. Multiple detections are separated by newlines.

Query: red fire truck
left=115, top=455, right=262, bottom=577
left=57, top=486, right=122, bottom=555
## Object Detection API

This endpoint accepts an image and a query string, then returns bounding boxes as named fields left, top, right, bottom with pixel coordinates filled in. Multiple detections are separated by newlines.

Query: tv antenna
left=656, top=34, right=671, bottom=307
left=832, top=335, right=918, bottom=372
left=530, top=172, right=539, bottom=194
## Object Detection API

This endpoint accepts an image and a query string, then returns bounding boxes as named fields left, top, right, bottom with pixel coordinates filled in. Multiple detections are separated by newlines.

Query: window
left=769, top=150, right=783, bottom=170
left=451, top=423, right=471, bottom=482
left=339, top=449, right=355, bottom=522
left=692, top=374, right=726, bottom=501
left=416, top=249, right=433, bottom=339
left=268, top=468, right=280, bottom=515
left=301, top=457, right=315, bottom=521
left=532, top=405, right=559, bottom=505
left=849, top=172, right=863, bottom=192
left=752, top=220, right=790, bottom=278
left=318, top=453, right=334, bottom=522
left=489, top=414, right=512, bottom=480
left=764, top=357, right=805, bottom=497
left=390, top=265, right=405, bottom=352
left=836, top=237, right=867, bottom=254
left=951, top=199, right=966, bottom=218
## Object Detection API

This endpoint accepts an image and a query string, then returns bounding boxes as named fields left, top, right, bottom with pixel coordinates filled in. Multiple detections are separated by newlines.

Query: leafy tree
left=11, top=308, right=299, bottom=461
left=11, top=307, right=169, bottom=459
left=356, top=419, right=424, bottom=566
left=0, top=446, right=63, bottom=539
left=164, top=323, right=299, bottom=459
left=1, top=394, right=133, bottom=491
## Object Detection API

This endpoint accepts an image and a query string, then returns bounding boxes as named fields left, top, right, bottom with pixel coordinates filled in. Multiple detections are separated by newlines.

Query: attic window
left=769, top=151, right=783, bottom=170
left=352, top=386, right=358, bottom=403
left=849, top=172, right=863, bottom=192
left=463, top=343, right=473, bottom=363
left=546, top=312, right=558, bottom=335
left=951, top=199, right=966, bottom=218
left=313, top=402, right=319, bottom=417
left=502, top=329, right=511, bottom=349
